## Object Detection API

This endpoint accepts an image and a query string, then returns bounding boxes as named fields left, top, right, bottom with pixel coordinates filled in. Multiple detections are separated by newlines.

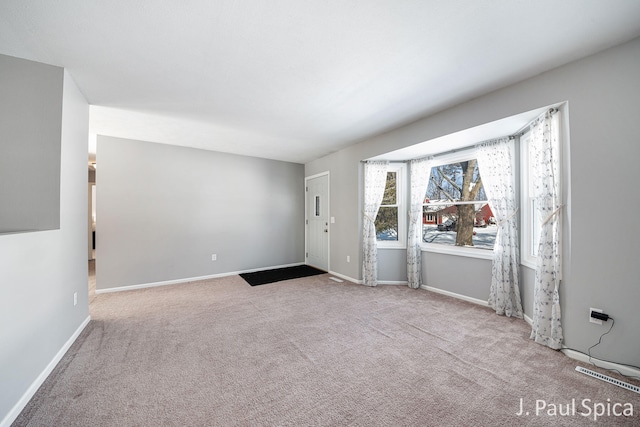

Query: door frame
left=304, top=171, right=330, bottom=271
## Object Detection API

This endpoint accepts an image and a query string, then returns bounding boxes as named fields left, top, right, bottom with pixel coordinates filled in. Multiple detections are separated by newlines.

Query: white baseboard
left=327, top=270, right=361, bottom=284
left=561, top=349, right=640, bottom=379
left=420, top=285, right=489, bottom=307
left=96, top=262, right=305, bottom=294
left=324, top=271, right=407, bottom=286
left=524, top=313, right=533, bottom=326
left=1, top=316, right=91, bottom=427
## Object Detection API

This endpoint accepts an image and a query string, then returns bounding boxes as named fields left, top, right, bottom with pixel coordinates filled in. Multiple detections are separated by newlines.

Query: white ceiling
left=2, top=1, right=640, bottom=164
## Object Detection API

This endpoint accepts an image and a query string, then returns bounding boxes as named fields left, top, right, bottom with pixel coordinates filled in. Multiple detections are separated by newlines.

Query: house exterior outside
left=422, top=200, right=494, bottom=226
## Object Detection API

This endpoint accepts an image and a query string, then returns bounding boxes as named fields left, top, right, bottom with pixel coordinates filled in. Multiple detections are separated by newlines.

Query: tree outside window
left=374, top=163, right=406, bottom=247
left=376, top=171, right=398, bottom=241
left=423, top=158, right=495, bottom=250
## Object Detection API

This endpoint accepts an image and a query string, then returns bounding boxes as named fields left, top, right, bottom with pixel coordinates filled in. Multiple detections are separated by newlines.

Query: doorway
left=88, top=163, right=96, bottom=304
left=305, top=172, right=329, bottom=271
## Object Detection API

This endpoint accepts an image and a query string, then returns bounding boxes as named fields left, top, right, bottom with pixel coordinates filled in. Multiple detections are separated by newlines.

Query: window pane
left=422, top=203, right=495, bottom=249
left=376, top=206, right=398, bottom=241
left=531, top=198, right=540, bottom=256
left=381, top=172, right=397, bottom=205
left=425, top=159, right=485, bottom=203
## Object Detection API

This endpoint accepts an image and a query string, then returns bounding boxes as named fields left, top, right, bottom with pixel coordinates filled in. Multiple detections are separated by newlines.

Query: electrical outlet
left=211, top=254, right=217, bottom=261
left=589, top=307, right=603, bottom=325
left=73, top=292, right=78, bottom=306
left=346, top=255, right=350, bottom=263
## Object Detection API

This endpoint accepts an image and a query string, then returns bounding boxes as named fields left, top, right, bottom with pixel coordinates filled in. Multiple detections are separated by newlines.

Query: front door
left=306, top=173, right=329, bottom=271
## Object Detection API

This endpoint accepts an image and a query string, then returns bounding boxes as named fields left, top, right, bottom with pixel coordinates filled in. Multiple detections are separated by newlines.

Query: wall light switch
left=331, top=217, right=335, bottom=223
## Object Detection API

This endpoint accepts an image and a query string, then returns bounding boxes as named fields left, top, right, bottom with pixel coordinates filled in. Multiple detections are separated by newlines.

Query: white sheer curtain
left=530, top=111, right=563, bottom=349
left=407, top=158, right=432, bottom=289
left=362, top=161, right=389, bottom=287
left=476, top=138, right=523, bottom=318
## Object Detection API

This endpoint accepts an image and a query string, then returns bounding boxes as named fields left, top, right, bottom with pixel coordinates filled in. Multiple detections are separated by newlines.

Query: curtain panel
left=476, top=138, right=523, bottom=318
left=407, top=158, right=432, bottom=289
left=529, top=112, right=563, bottom=349
left=362, top=161, right=389, bottom=287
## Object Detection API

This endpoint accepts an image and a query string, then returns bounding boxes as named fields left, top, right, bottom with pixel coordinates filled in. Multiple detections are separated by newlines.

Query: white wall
left=305, top=37, right=640, bottom=368
left=96, top=136, right=305, bottom=291
left=0, top=61, right=89, bottom=425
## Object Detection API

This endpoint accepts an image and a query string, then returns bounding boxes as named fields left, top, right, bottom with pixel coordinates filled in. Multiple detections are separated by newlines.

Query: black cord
left=563, top=318, right=640, bottom=381
left=587, top=317, right=615, bottom=364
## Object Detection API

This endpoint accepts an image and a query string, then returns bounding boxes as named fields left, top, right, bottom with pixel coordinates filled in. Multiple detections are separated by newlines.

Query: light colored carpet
left=13, top=273, right=640, bottom=426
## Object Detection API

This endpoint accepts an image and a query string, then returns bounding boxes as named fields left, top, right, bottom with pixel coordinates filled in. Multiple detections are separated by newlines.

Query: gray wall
left=96, top=136, right=304, bottom=291
left=0, top=54, right=63, bottom=233
left=0, top=62, right=89, bottom=422
left=305, top=37, right=640, bottom=367
left=424, top=253, right=492, bottom=302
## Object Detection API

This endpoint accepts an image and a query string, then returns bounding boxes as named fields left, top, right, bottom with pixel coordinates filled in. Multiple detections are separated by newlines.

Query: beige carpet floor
left=13, top=272, right=640, bottom=426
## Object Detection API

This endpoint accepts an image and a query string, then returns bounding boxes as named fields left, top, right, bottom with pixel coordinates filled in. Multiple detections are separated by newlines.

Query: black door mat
left=240, top=265, right=326, bottom=286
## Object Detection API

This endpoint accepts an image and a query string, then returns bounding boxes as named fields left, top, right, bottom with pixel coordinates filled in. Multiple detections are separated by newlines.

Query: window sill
left=377, top=243, right=407, bottom=250
left=421, top=244, right=493, bottom=260
left=521, top=259, right=536, bottom=270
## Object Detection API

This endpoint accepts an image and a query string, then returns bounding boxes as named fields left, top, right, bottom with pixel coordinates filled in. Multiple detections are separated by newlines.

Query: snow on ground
left=423, top=225, right=496, bottom=250
left=377, top=225, right=497, bottom=250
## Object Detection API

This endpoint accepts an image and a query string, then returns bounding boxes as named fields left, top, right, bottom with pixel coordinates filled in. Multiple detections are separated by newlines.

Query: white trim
left=326, top=272, right=407, bottom=287
left=424, top=200, right=488, bottom=207
left=420, top=285, right=489, bottom=307
left=561, top=349, right=640, bottom=379
left=328, top=270, right=360, bottom=284
left=305, top=170, right=330, bottom=181
left=304, top=171, right=330, bottom=272
left=520, top=129, right=539, bottom=267
left=378, top=280, right=408, bottom=286
left=376, top=163, right=407, bottom=249
left=524, top=313, right=533, bottom=326
left=422, top=245, right=493, bottom=260
left=325, top=271, right=407, bottom=287
left=96, top=262, right=305, bottom=294
left=1, top=316, right=91, bottom=427
left=431, top=146, right=478, bottom=165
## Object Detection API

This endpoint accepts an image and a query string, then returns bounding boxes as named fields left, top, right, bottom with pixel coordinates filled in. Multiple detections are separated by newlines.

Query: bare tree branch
left=438, top=166, right=462, bottom=193
left=430, top=176, right=456, bottom=202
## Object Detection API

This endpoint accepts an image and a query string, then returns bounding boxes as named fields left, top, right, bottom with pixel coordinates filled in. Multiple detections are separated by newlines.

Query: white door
left=306, top=173, right=329, bottom=271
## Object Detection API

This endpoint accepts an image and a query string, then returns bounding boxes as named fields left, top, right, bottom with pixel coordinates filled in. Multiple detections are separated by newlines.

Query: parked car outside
left=474, top=218, right=487, bottom=227
left=437, top=219, right=456, bottom=231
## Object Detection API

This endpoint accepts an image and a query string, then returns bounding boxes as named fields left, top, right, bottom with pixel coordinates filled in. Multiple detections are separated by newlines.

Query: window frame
left=376, top=162, right=407, bottom=249
left=520, top=116, right=564, bottom=270
left=420, top=148, right=494, bottom=260
left=520, top=129, right=538, bottom=269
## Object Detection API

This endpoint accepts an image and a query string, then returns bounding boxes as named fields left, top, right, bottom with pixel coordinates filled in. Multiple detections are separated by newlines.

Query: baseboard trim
left=561, top=349, right=640, bottom=379
left=327, top=270, right=361, bottom=284
left=378, top=280, right=409, bottom=286
left=420, top=285, right=489, bottom=307
left=323, top=272, right=408, bottom=286
left=96, top=262, right=305, bottom=294
left=524, top=313, right=533, bottom=326
left=1, top=315, right=91, bottom=427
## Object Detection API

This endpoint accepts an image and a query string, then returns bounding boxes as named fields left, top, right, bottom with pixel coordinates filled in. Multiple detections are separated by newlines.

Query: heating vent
left=576, top=366, right=640, bottom=394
